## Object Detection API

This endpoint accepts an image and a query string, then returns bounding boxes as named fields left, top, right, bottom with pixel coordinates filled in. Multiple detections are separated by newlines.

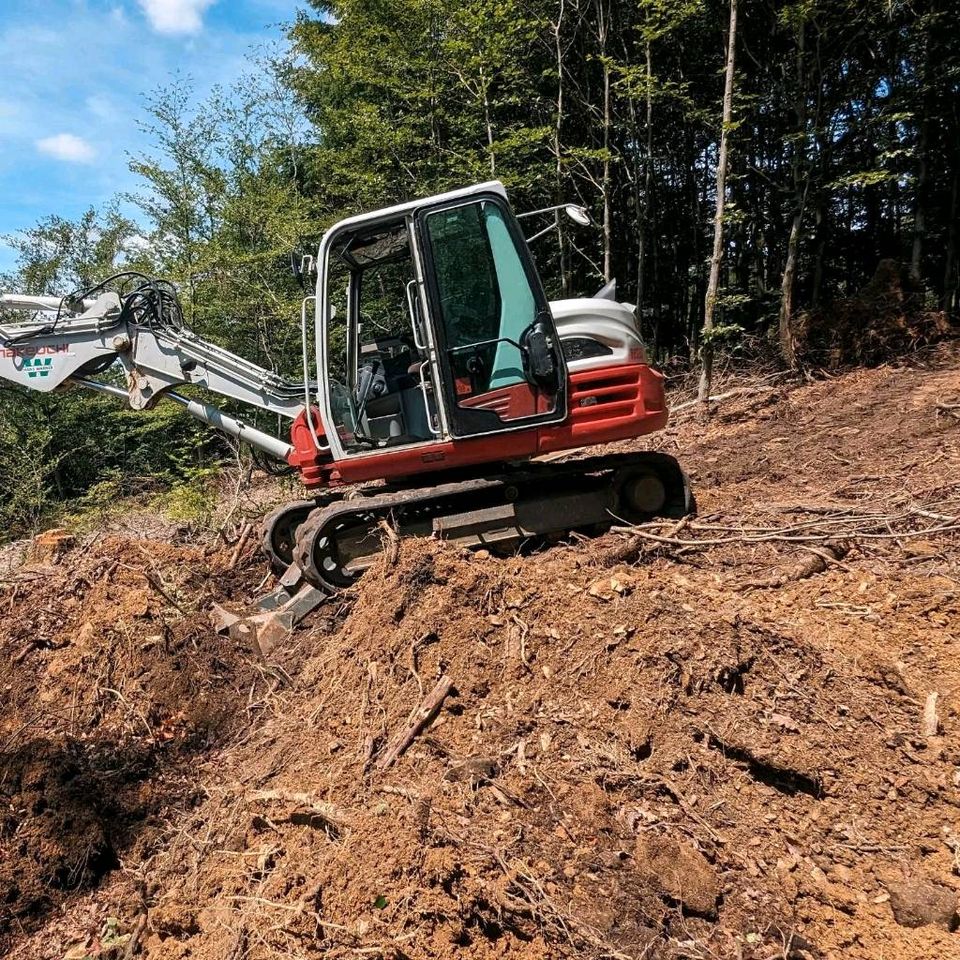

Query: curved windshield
left=424, top=199, right=556, bottom=426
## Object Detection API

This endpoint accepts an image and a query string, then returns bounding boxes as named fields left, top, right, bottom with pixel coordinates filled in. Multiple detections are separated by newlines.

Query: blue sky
left=0, top=0, right=305, bottom=275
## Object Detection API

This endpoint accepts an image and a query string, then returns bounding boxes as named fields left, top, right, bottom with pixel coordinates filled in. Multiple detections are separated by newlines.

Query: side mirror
left=563, top=205, right=592, bottom=226
left=518, top=202, right=594, bottom=244
left=289, top=252, right=316, bottom=291
left=522, top=319, right=559, bottom=391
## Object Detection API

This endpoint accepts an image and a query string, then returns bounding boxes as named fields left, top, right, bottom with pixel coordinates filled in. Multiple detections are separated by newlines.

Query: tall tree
left=698, top=0, right=738, bottom=401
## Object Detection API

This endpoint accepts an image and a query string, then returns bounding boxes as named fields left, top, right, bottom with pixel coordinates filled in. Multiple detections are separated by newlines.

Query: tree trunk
left=480, top=65, right=496, bottom=177
left=910, top=45, right=930, bottom=284
left=811, top=202, right=827, bottom=308
left=779, top=211, right=802, bottom=366
left=778, top=20, right=807, bottom=369
left=551, top=0, right=570, bottom=296
left=637, top=39, right=653, bottom=314
left=943, top=165, right=959, bottom=313
left=598, top=0, right=613, bottom=281
left=698, top=0, right=738, bottom=402
left=602, top=61, right=613, bottom=281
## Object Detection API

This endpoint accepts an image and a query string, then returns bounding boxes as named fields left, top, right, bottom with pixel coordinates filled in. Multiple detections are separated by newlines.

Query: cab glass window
left=425, top=200, right=552, bottom=423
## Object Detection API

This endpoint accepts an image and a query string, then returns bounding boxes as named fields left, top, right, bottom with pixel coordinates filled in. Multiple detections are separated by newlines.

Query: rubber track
left=292, top=451, right=691, bottom=591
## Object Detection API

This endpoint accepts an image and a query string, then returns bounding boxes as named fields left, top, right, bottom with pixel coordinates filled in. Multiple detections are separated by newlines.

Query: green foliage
left=700, top=321, right=746, bottom=346
left=154, top=467, right=220, bottom=528
left=0, top=398, right=54, bottom=535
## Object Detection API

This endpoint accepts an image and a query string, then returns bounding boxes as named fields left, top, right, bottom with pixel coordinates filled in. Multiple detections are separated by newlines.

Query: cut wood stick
left=122, top=911, right=148, bottom=960
left=670, top=385, right=777, bottom=414
left=604, top=516, right=690, bottom=566
left=378, top=518, right=400, bottom=566
left=735, top=540, right=850, bottom=591
left=657, top=776, right=728, bottom=845
left=228, top=521, right=254, bottom=570
left=378, top=675, right=453, bottom=771
left=922, top=692, right=940, bottom=737
left=249, top=790, right=349, bottom=830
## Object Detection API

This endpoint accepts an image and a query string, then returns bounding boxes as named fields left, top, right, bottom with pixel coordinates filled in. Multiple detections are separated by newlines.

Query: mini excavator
left=0, top=181, right=691, bottom=592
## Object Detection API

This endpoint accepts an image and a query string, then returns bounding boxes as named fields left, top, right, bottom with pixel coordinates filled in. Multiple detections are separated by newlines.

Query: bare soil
left=2, top=344, right=959, bottom=960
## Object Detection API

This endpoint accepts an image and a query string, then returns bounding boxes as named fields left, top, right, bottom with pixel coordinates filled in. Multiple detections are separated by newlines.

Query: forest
left=1, top=0, right=957, bottom=534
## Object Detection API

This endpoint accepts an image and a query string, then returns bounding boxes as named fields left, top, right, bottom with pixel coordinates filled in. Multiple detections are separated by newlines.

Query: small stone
left=887, top=880, right=958, bottom=930
left=829, top=863, right=853, bottom=885
left=635, top=836, right=720, bottom=917
left=443, top=757, right=498, bottom=785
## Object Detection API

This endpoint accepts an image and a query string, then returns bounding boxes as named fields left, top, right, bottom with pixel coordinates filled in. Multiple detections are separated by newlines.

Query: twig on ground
left=922, top=692, right=940, bottom=737
left=122, top=910, right=148, bottom=959
left=604, top=516, right=690, bottom=566
left=656, top=777, right=729, bottom=845
left=378, top=675, right=453, bottom=770
left=249, top=790, right=349, bottom=833
left=735, top=540, right=850, bottom=591
left=378, top=518, right=400, bottom=566
left=228, top=521, right=254, bottom=570
left=610, top=504, right=960, bottom=552
left=670, top=385, right=779, bottom=415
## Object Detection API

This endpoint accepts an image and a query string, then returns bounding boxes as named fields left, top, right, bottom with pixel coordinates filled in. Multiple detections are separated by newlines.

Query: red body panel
left=537, top=363, right=668, bottom=452
left=459, top=381, right=554, bottom=420
left=288, top=362, right=667, bottom=490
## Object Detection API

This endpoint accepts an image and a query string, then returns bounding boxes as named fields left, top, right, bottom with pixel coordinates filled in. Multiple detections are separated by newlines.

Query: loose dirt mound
left=0, top=538, right=266, bottom=952
left=3, top=344, right=960, bottom=960
left=794, top=259, right=952, bottom=368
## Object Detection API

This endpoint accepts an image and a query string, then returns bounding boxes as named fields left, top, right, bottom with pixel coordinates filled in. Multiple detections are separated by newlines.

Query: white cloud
left=137, top=0, right=216, bottom=35
left=35, top=133, right=96, bottom=163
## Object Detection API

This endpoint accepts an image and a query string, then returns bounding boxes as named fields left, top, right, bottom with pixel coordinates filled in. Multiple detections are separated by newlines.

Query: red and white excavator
left=1, top=181, right=690, bottom=592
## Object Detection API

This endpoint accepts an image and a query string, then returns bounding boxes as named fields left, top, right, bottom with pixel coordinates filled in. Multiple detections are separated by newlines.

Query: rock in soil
left=886, top=880, right=959, bottom=931
left=635, top=836, right=721, bottom=917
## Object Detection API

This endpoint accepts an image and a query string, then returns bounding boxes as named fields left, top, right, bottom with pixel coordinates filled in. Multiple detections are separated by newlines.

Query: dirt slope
left=2, top=345, right=959, bottom=960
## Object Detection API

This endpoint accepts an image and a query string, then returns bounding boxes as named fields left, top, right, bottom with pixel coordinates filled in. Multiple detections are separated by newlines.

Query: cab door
left=415, top=193, right=567, bottom=439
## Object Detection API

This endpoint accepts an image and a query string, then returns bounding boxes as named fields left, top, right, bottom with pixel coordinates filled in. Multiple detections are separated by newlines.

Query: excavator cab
left=315, top=183, right=567, bottom=470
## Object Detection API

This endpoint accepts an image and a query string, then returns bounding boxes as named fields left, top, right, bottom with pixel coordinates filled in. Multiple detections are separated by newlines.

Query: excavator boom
left=1, top=284, right=303, bottom=461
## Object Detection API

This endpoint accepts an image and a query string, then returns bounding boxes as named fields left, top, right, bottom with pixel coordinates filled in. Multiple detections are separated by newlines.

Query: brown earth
left=2, top=344, right=960, bottom=960
left=793, top=258, right=952, bottom=368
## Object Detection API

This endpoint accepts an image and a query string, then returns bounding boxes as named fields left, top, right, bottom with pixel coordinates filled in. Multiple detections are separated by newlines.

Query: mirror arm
left=524, top=223, right=555, bottom=244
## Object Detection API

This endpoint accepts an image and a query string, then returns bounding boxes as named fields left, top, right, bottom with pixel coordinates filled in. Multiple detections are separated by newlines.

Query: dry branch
left=604, top=515, right=691, bottom=566
left=378, top=518, right=400, bottom=566
left=378, top=675, right=453, bottom=770
left=228, top=521, right=254, bottom=570
left=671, top=385, right=778, bottom=415
left=610, top=504, right=960, bottom=551
left=249, top=790, right=349, bottom=832
left=735, top=540, right=850, bottom=590
left=922, top=692, right=940, bottom=737
left=121, top=911, right=148, bottom=960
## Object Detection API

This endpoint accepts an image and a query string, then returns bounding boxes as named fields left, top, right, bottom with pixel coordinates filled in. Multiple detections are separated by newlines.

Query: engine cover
left=549, top=297, right=648, bottom=373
